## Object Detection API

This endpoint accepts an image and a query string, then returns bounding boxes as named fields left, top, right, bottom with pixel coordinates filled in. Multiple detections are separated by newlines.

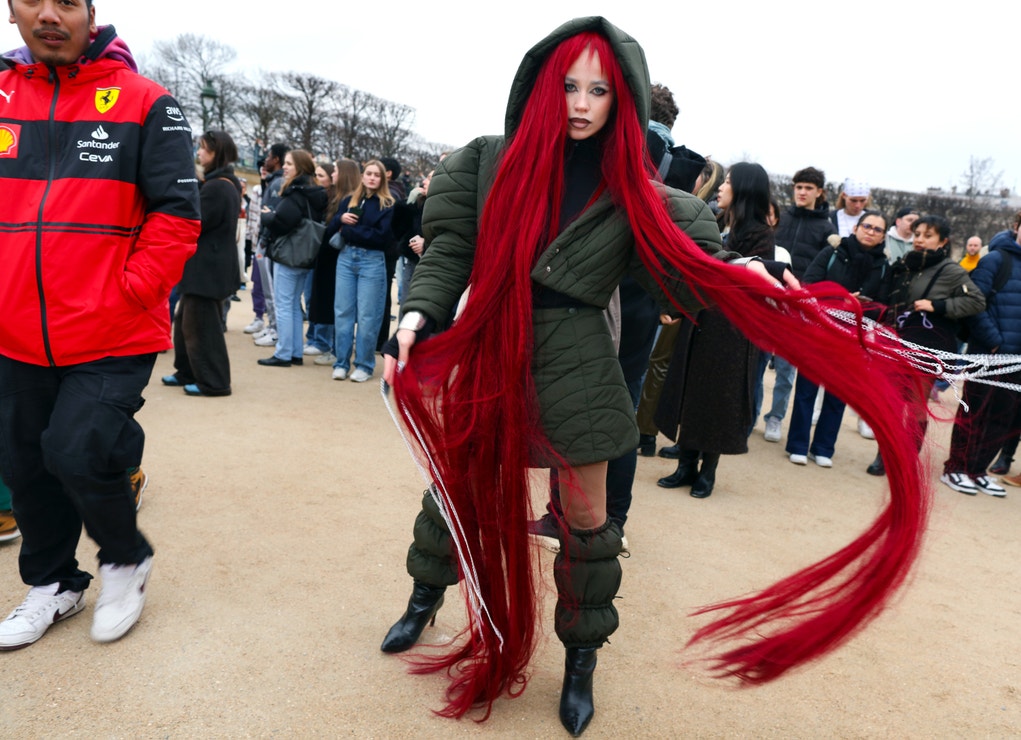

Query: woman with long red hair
left=381, top=17, right=931, bottom=737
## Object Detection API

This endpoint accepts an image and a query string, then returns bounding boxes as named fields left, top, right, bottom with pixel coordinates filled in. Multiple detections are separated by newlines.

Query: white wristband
left=398, top=311, right=426, bottom=332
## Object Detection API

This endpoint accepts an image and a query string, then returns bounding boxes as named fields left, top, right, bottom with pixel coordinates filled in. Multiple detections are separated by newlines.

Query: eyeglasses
left=858, top=224, right=885, bottom=234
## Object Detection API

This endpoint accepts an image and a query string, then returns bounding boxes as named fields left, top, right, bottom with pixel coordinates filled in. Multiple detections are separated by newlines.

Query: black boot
left=989, top=450, right=1013, bottom=476
left=657, top=449, right=700, bottom=488
left=559, top=646, right=598, bottom=736
left=690, top=453, right=720, bottom=498
left=658, top=443, right=681, bottom=459
left=866, top=452, right=885, bottom=476
left=380, top=580, right=446, bottom=653
left=637, top=434, right=656, bottom=457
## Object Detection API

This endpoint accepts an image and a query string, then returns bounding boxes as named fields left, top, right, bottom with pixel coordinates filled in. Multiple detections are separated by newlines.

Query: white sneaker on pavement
left=941, top=472, right=978, bottom=495
left=789, top=453, right=808, bottom=465
left=253, top=333, right=278, bottom=347
left=349, top=368, right=372, bottom=383
left=809, top=453, right=833, bottom=468
left=303, top=344, right=323, bottom=356
left=90, top=556, right=153, bottom=643
left=332, top=367, right=348, bottom=381
left=763, top=417, right=782, bottom=443
left=314, top=352, right=337, bottom=366
left=0, top=583, right=84, bottom=650
left=973, top=475, right=1007, bottom=497
left=243, top=318, right=265, bottom=334
left=857, top=418, right=875, bottom=440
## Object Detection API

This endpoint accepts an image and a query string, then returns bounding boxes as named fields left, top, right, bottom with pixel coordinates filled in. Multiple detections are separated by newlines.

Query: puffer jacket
left=407, top=22, right=724, bottom=328
left=880, top=250, right=985, bottom=320
left=775, top=201, right=837, bottom=279
left=0, top=26, right=201, bottom=366
left=968, top=231, right=1021, bottom=353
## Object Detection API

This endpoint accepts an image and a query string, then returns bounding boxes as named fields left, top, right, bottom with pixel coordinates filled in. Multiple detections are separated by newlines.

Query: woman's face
left=332, top=163, right=340, bottom=185
left=282, top=153, right=296, bottom=180
left=362, top=165, right=382, bottom=193
left=315, top=167, right=330, bottom=188
left=422, top=170, right=434, bottom=195
left=854, top=215, right=887, bottom=249
left=564, top=48, right=614, bottom=141
left=913, top=224, right=947, bottom=252
left=196, top=141, right=214, bottom=169
left=717, top=174, right=733, bottom=210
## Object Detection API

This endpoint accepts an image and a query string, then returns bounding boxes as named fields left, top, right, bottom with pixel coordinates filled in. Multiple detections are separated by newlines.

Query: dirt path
left=3, top=289, right=1019, bottom=738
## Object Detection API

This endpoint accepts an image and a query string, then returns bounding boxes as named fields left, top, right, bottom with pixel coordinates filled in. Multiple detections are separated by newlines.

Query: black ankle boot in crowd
left=380, top=580, right=445, bottom=653
left=637, top=434, right=656, bottom=457
left=657, top=449, right=700, bottom=488
left=989, top=451, right=1013, bottom=476
left=866, top=452, right=886, bottom=476
left=690, top=453, right=720, bottom=498
left=559, top=646, right=598, bottom=737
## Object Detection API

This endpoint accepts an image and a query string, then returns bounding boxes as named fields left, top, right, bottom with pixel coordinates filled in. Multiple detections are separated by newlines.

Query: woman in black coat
left=162, top=130, right=241, bottom=396
left=785, top=211, right=890, bottom=467
left=655, top=162, right=772, bottom=497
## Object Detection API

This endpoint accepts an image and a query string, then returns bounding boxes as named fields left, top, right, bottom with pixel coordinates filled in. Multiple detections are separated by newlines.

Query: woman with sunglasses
left=785, top=211, right=891, bottom=468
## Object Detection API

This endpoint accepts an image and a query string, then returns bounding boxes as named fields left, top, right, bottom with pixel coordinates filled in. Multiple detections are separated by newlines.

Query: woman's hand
left=660, top=314, right=681, bottom=325
left=382, top=329, right=418, bottom=385
left=341, top=212, right=359, bottom=225
left=745, top=259, right=801, bottom=290
left=409, top=235, right=425, bottom=255
left=914, top=299, right=934, bottom=313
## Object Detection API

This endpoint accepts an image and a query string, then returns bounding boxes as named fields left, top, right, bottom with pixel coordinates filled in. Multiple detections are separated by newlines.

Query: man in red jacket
left=0, top=0, right=200, bottom=649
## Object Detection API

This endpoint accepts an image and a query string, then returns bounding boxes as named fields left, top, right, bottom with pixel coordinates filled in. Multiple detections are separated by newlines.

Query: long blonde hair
left=347, top=159, right=395, bottom=209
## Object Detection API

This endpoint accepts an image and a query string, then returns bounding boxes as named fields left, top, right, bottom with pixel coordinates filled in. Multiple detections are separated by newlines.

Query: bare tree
left=960, top=156, right=1003, bottom=198
left=335, top=86, right=373, bottom=161
left=145, top=34, right=237, bottom=129
left=234, top=73, right=289, bottom=167
left=277, top=73, right=339, bottom=154
left=362, top=96, right=415, bottom=159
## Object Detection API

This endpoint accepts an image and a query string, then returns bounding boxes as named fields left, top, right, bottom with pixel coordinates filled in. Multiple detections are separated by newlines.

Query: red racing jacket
left=0, top=26, right=200, bottom=367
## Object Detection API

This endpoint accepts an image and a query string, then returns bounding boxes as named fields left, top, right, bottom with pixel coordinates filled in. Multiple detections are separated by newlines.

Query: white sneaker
left=90, top=556, right=153, bottom=643
left=349, top=368, right=372, bottom=383
left=251, top=326, right=270, bottom=340
left=941, top=472, right=978, bottom=495
left=332, top=367, right=348, bottom=381
left=789, top=453, right=808, bottom=465
left=243, top=318, right=265, bottom=334
left=763, top=417, right=782, bottom=443
left=857, top=419, right=875, bottom=440
left=809, top=453, right=833, bottom=468
left=973, top=475, right=1007, bottom=497
left=314, top=352, right=337, bottom=366
left=303, top=344, right=323, bottom=356
left=0, top=583, right=84, bottom=650
left=253, top=333, right=277, bottom=347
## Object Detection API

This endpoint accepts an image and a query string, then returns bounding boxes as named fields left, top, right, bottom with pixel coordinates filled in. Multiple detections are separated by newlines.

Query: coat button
left=546, top=266, right=551, bottom=273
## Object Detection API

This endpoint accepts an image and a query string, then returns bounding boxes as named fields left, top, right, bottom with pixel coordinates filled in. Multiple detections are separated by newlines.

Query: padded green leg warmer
left=405, top=488, right=459, bottom=588
left=554, top=519, right=623, bottom=649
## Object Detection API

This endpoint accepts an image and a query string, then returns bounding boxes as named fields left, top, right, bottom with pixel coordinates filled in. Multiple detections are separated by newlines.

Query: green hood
left=503, top=16, right=651, bottom=138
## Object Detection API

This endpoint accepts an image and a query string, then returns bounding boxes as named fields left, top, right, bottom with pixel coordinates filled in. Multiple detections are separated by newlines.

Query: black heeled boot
left=637, top=434, right=656, bottom=457
left=990, top=450, right=1013, bottom=476
left=866, top=452, right=885, bottom=476
left=560, top=646, right=598, bottom=736
left=658, top=443, right=681, bottom=459
left=380, top=580, right=445, bottom=653
left=657, top=448, right=700, bottom=488
left=690, top=453, right=720, bottom=498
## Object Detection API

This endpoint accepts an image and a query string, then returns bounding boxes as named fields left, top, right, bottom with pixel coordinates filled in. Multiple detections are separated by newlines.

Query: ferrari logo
left=95, top=87, right=121, bottom=114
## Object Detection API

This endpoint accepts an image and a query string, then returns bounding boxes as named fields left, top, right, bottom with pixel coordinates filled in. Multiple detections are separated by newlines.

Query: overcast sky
left=11, top=0, right=1018, bottom=194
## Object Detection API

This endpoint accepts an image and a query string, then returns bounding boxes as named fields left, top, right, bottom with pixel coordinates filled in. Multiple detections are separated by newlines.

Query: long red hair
left=394, top=28, right=930, bottom=716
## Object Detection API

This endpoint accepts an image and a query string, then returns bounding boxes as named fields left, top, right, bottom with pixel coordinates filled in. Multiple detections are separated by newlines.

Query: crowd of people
left=1, top=5, right=1020, bottom=739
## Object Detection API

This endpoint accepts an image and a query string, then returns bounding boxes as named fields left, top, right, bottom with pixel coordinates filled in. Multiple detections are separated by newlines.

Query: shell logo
left=0, top=124, right=19, bottom=158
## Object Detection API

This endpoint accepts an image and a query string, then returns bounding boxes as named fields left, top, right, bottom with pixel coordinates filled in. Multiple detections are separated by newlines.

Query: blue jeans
left=786, top=372, right=846, bottom=458
left=272, top=263, right=310, bottom=361
left=765, top=354, right=796, bottom=422
left=306, top=323, right=333, bottom=353
left=334, top=247, right=386, bottom=374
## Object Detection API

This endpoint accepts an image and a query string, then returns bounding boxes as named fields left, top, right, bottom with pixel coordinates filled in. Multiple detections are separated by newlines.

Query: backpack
left=957, top=251, right=1014, bottom=342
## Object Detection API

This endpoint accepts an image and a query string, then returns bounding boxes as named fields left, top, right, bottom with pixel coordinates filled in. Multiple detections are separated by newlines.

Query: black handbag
left=268, top=196, right=324, bottom=268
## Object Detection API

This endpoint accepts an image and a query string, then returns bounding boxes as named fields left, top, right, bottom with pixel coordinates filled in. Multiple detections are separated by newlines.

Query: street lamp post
left=199, top=79, right=218, bottom=132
